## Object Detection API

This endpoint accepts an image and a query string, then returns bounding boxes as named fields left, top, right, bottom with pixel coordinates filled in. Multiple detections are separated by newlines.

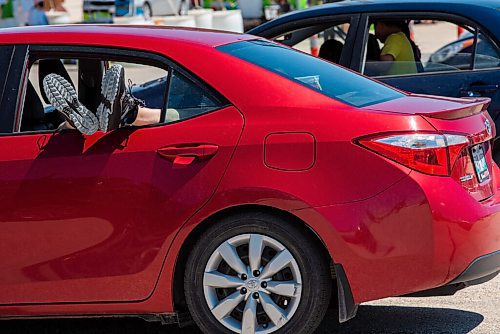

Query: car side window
left=166, top=70, right=228, bottom=122
left=474, top=31, right=500, bottom=70
left=13, top=46, right=230, bottom=135
left=21, top=57, right=168, bottom=133
left=362, top=19, right=476, bottom=77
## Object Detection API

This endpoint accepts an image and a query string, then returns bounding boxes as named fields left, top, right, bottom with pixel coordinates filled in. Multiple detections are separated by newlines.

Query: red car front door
left=0, top=106, right=244, bottom=304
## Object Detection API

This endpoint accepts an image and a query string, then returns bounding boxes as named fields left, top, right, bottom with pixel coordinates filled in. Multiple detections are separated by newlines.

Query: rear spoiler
left=413, top=95, right=491, bottom=120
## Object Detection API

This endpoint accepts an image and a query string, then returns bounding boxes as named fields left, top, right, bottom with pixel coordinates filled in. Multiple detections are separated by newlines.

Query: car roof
left=305, top=0, right=499, bottom=11
left=279, top=0, right=500, bottom=17
left=250, top=0, right=500, bottom=37
left=0, top=24, right=256, bottom=48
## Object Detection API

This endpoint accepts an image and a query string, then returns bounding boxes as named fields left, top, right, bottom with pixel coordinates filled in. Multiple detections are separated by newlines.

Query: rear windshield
left=217, top=39, right=404, bottom=108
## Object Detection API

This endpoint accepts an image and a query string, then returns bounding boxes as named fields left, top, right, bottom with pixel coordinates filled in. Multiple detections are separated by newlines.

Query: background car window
left=22, top=58, right=167, bottom=132
left=474, top=32, right=500, bottom=70
left=272, top=22, right=350, bottom=64
left=363, top=20, right=476, bottom=77
left=219, top=39, right=404, bottom=108
left=166, top=70, right=227, bottom=121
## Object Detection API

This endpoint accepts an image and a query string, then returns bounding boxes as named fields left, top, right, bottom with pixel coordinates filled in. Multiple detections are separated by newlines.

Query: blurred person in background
left=27, top=0, right=48, bottom=25
left=374, top=19, right=421, bottom=75
left=278, top=0, right=290, bottom=14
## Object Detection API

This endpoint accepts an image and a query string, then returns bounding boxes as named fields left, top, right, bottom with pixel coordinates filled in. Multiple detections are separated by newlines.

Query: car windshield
left=217, top=39, right=404, bottom=108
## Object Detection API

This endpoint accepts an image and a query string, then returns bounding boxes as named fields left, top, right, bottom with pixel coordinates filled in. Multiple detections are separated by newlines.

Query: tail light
left=357, top=132, right=469, bottom=176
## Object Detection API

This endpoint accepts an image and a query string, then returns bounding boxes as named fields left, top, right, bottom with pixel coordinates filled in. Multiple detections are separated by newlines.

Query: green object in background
left=204, top=0, right=238, bottom=9
left=83, top=10, right=113, bottom=23
left=228, top=0, right=238, bottom=9
left=1, top=0, right=14, bottom=19
left=291, top=0, right=308, bottom=10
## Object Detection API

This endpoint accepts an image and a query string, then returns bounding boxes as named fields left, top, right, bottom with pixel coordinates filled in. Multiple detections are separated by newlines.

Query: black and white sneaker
left=43, top=74, right=99, bottom=135
left=96, top=64, right=125, bottom=132
left=97, top=64, right=144, bottom=132
left=121, top=79, right=144, bottom=125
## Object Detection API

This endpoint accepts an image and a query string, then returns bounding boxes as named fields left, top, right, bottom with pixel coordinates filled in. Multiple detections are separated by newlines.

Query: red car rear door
left=0, top=54, right=244, bottom=304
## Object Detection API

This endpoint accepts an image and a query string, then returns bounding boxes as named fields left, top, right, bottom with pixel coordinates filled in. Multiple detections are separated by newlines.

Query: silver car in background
left=141, top=0, right=189, bottom=19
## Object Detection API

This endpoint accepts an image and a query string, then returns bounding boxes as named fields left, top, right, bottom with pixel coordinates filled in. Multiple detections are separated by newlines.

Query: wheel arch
left=171, top=204, right=333, bottom=312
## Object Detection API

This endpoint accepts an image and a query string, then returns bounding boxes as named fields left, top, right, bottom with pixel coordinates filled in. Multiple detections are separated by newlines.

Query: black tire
left=178, top=0, right=189, bottom=15
left=184, top=212, right=332, bottom=334
left=143, top=2, right=152, bottom=20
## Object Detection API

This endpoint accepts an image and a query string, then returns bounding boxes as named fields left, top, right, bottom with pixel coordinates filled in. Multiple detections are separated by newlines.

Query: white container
left=114, top=16, right=152, bottom=25
left=188, top=8, right=213, bottom=29
left=152, top=15, right=196, bottom=27
left=47, top=11, right=72, bottom=25
left=212, top=10, right=243, bottom=33
left=238, top=0, right=263, bottom=19
left=264, top=5, right=280, bottom=21
left=62, top=0, right=84, bottom=23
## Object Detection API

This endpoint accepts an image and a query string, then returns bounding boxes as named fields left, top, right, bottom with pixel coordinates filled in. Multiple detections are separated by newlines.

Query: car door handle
left=157, top=144, right=219, bottom=166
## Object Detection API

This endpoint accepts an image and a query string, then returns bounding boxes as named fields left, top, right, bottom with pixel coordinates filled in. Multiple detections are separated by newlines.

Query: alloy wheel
left=203, top=233, right=302, bottom=334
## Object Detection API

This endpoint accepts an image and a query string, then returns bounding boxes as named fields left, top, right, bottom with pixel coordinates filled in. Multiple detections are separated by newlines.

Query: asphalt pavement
left=3, top=275, right=498, bottom=334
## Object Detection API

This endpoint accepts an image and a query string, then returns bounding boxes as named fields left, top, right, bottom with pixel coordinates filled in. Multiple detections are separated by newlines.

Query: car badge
left=485, top=119, right=492, bottom=136
left=460, top=174, right=474, bottom=183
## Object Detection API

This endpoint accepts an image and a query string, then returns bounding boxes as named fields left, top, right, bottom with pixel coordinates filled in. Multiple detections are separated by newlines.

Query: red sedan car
left=0, top=25, right=498, bottom=334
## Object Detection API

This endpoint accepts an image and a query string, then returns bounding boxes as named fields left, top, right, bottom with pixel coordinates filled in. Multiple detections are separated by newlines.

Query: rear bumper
left=294, top=165, right=500, bottom=304
left=449, top=250, right=500, bottom=285
left=405, top=251, right=499, bottom=297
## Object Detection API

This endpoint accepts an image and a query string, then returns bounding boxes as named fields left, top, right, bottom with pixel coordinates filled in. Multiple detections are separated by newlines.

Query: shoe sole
left=43, top=74, right=99, bottom=135
left=97, top=64, right=124, bottom=132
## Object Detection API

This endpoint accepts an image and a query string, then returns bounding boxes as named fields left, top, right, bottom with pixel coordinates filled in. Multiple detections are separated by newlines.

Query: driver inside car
left=42, top=64, right=179, bottom=135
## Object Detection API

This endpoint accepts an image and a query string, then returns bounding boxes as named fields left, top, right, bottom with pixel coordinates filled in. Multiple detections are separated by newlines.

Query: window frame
left=11, top=44, right=231, bottom=135
left=355, top=11, right=500, bottom=79
left=473, top=30, right=500, bottom=70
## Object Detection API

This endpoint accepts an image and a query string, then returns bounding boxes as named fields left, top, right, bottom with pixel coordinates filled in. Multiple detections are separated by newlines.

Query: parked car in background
left=115, top=0, right=146, bottom=18
left=250, top=0, right=500, bottom=163
left=0, top=25, right=499, bottom=334
left=429, top=31, right=500, bottom=71
left=141, top=0, right=189, bottom=19
left=83, top=0, right=115, bottom=23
